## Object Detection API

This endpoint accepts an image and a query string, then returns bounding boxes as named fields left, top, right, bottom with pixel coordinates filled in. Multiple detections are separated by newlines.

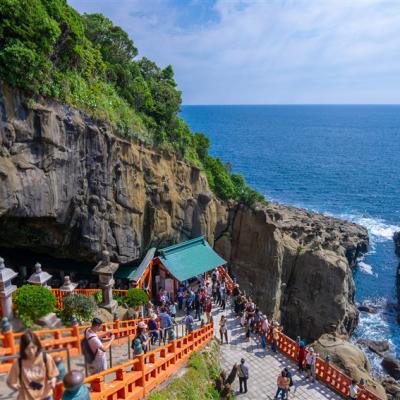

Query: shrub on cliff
left=0, top=0, right=264, bottom=207
left=60, top=294, right=97, bottom=325
left=14, top=284, right=56, bottom=327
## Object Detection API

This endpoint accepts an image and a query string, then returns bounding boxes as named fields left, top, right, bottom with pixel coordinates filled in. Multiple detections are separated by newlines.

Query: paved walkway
left=212, top=303, right=342, bottom=400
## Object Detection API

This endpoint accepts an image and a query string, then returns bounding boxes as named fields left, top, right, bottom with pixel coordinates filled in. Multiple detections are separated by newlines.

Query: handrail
left=0, top=317, right=149, bottom=373
left=220, top=266, right=383, bottom=400
left=56, top=322, right=214, bottom=400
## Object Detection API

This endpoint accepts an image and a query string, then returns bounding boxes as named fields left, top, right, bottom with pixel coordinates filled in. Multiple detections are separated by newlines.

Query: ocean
left=181, top=105, right=400, bottom=372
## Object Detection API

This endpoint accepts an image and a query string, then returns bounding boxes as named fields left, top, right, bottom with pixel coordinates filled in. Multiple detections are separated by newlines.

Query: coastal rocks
left=358, top=304, right=378, bottom=314
left=381, top=378, right=400, bottom=400
left=215, top=204, right=368, bottom=342
left=393, top=232, right=400, bottom=257
left=382, top=356, right=400, bottom=381
left=357, top=339, right=390, bottom=356
left=313, top=334, right=386, bottom=399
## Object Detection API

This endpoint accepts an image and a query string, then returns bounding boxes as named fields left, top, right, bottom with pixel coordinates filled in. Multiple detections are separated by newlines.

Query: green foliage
left=14, top=285, right=56, bottom=327
left=60, top=294, right=97, bottom=325
left=0, top=0, right=264, bottom=207
left=125, top=289, right=149, bottom=308
left=91, top=290, right=102, bottom=305
left=147, top=341, right=221, bottom=400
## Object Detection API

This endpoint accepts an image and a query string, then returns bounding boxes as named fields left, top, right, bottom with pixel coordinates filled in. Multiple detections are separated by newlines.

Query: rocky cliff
left=0, top=83, right=227, bottom=262
left=215, top=204, right=368, bottom=342
left=0, top=82, right=368, bottom=343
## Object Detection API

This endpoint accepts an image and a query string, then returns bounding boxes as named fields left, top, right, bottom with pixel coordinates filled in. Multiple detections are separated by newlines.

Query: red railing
left=220, top=266, right=383, bottom=400
left=0, top=317, right=148, bottom=374
left=55, top=322, right=214, bottom=400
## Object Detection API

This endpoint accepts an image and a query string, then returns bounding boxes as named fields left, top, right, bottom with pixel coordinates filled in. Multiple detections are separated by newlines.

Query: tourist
left=283, top=367, right=294, bottom=399
left=177, top=287, right=184, bottom=311
left=261, top=314, right=269, bottom=351
left=220, top=284, right=227, bottom=310
left=132, top=321, right=150, bottom=355
left=219, top=315, right=228, bottom=344
left=185, top=291, right=194, bottom=315
left=159, top=307, right=174, bottom=344
left=194, top=291, right=202, bottom=320
left=349, top=379, right=360, bottom=400
left=148, top=313, right=159, bottom=345
left=216, top=281, right=222, bottom=305
left=204, top=296, right=212, bottom=323
left=62, top=370, right=90, bottom=400
left=84, top=318, right=114, bottom=375
left=305, top=347, right=317, bottom=382
left=168, top=301, right=177, bottom=320
left=184, top=313, right=194, bottom=333
left=271, top=322, right=281, bottom=353
left=237, top=358, right=249, bottom=394
left=274, top=371, right=289, bottom=400
left=7, top=330, right=59, bottom=400
left=298, top=340, right=306, bottom=371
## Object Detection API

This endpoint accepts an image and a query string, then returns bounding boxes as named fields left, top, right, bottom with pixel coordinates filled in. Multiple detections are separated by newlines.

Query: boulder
left=382, top=356, right=400, bottom=380
left=357, top=339, right=390, bottom=356
left=313, top=334, right=387, bottom=399
left=394, top=232, right=400, bottom=257
left=381, top=378, right=400, bottom=400
left=358, top=305, right=378, bottom=314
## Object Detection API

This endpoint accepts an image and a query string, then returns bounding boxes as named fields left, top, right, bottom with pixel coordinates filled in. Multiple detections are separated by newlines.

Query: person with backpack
left=132, top=321, right=150, bottom=356
left=298, top=340, right=306, bottom=371
left=274, top=371, right=289, bottom=400
left=7, top=330, right=59, bottom=400
left=83, top=318, right=114, bottom=375
left=159, top=307, right=173, bottom=344
left=237, top=358, right=249, bottom=394
left=283, top=367, right=294, bottom=399
left=184, top=313, right=195, bottom=334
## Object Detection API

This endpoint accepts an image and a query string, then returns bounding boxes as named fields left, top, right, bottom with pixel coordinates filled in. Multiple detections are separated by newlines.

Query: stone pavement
left=212, top=303, right=342, bottom=400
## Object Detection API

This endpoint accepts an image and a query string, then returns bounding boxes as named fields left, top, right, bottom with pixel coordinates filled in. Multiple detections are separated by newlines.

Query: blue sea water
left=181, top=105, right=400, bottom=371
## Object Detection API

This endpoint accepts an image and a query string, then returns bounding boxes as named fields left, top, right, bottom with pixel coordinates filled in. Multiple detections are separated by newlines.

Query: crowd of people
left=6, top=267, right=362, bottom=400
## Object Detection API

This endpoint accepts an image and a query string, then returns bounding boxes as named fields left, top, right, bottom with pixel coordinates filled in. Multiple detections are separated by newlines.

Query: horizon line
left=182, top=103, right=400, bottom=106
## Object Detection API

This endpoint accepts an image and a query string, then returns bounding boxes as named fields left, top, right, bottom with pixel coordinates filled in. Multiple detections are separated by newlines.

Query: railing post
left=139, top=353, right=146, bottom=397
left=71, top=316, right=81, bottom=353
left=2, top=318, right=16, bottom=360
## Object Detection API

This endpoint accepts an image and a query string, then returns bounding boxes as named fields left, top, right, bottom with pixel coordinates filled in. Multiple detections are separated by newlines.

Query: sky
left=69, top=0, right=400, bottom=105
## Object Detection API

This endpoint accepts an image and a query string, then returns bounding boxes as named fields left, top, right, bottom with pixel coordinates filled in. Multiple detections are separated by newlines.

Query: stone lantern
left=92, top=250, right=119, bottom=313
left=59, top=276, right=78, bottom=294
left=27, top=262, right=52, bottom=288
left=0, top=258, right=18, bottom=319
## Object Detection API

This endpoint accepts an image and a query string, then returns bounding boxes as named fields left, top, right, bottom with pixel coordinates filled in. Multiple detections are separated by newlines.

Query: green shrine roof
left=158, top=236, right=226, bottom=281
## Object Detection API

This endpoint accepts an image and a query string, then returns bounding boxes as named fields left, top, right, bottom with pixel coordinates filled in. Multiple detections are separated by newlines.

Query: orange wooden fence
left=218, top=266, right=382, bottom=400
left=0, top=317, right=148, bottom=373
left=65, top=323, right=214, bottom=400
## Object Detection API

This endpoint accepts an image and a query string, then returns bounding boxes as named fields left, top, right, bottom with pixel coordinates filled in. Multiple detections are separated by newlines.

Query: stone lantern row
left=0, top=250, right=119, bottom=320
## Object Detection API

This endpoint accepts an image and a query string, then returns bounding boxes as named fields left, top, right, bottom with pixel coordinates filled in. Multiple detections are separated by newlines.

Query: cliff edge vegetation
left=0, top=0, right=263, bottom=206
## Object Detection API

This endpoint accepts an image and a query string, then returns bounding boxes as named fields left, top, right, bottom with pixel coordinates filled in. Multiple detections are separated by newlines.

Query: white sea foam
left=331, top=213, right=400, bottom=243
left=358, top=261, right=374, bottom=275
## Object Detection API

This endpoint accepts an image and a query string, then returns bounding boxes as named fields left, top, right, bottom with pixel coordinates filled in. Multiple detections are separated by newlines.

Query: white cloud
left=69, top=0, right=400, bottom=104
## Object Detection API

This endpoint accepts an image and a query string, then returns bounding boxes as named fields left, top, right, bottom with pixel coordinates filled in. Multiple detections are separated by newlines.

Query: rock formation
left=215, top=204, right=368, bottom=342
left=313, top=334, right=386, bottom=399
left=0, top=82, right=227, bottom=262
left=0, top=82, right=369, bottom=346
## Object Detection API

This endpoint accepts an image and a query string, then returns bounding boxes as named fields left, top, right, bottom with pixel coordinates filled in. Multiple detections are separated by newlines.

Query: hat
left=263, top=315, right=267, bottom=319
left=138, top=321, right=147, bottom=329
left=309, top=347, right=314, bottom=352
left=151, top=313, right=158, bottom=320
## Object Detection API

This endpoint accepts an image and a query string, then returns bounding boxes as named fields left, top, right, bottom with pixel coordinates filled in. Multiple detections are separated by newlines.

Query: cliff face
left=0, top=83, right=369, bottom=342
left=215, top=204, right=368, bottom=342
left=0, top=83, right=227, bottom=262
